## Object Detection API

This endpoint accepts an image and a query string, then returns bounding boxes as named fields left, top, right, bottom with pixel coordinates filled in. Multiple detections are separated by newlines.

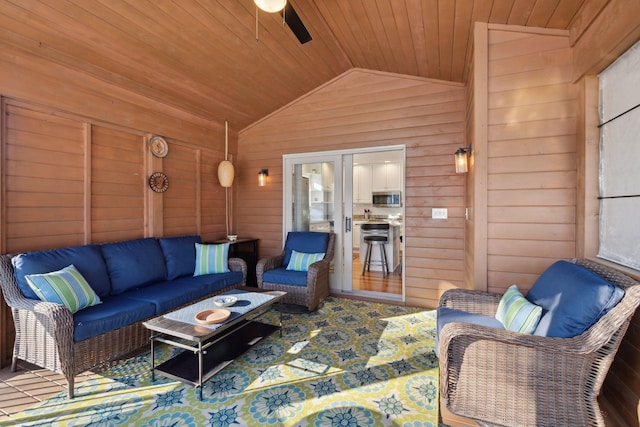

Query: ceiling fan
left=254, top=0, right=312, bottom=44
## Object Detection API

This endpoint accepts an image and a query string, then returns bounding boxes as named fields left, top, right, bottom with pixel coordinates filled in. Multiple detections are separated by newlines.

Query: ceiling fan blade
left=281, top=2, right=312, bottom=44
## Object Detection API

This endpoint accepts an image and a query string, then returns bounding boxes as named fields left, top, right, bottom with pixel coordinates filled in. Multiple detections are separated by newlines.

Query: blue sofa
left=0, top=235, right=246, bottom=398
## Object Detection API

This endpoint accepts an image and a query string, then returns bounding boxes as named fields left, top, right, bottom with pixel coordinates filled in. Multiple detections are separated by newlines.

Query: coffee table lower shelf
left=151, top=320, right=279, bottom=399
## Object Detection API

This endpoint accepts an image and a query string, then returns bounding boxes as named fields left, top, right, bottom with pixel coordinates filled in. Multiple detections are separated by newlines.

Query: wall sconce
left=455, top=144, right=472, bottom=174
left=258, top=169, right=269, bottom=186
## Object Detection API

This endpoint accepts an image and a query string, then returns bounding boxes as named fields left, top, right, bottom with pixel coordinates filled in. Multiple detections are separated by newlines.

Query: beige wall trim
left=487, top=23, right=569, bottom=37
left=472, top=22, right=489, bottom=292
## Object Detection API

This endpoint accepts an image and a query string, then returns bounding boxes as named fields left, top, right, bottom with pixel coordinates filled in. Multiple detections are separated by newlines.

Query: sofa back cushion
left=101, top=238, right=167, bottom=295
left=158, top=235, right=201, bottom=280
left=283, top=232, right=329, bottom=267
left=12, top=244, right=111, bottom=299
left=527, top=260, right=625, bottom=338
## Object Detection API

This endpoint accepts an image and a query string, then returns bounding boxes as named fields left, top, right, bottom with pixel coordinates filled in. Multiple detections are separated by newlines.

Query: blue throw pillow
left=495, top=284, right=542, bottom=334
left=286, top=250, right=325, bottom=272
left=158, top=235, right=202, bottom=280
left=101, top=238, right=167, bottom=295
left=25, top=264, right=101, bottom=313
left=527, top=260, right=625, bottom=337
left=194, top=243, right=230, bottom=275
left=283, top=232, right=329, bottom=267
left=12, top=244, right=111, bottom=299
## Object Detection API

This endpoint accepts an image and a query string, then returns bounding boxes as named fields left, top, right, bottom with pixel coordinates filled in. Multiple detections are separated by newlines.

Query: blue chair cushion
left=73, top=294, right=156, bottom=342
left=526, top=260, right=625, bottom=338
left=283, top=232, right=329, bottom=267
left=12, top=244, right=111, bottom=299
left=123, top=272, right=243, bottom=313
left=436, top=307, right=504, bottom=355
left=158, top=235, right=201, bottom=280
left=263, top=267, right=308, bottom=287
left=101, top=238, right=167, bottom=295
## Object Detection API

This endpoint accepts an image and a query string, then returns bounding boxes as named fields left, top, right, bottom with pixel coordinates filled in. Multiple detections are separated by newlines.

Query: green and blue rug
left=5, top=297, right=439, bottom=426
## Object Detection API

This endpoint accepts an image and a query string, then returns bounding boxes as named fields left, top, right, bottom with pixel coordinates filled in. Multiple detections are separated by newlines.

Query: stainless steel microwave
left=372, top=191, right=402, bottom=207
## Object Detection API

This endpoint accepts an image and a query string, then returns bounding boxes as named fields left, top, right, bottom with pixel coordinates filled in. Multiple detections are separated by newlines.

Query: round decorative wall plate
left=149, top=172, right=169, bottom=193
left=149, top=135, right=168, bottom=158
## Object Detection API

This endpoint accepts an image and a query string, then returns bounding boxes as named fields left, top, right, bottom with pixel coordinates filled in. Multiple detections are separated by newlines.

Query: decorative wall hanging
left=149, top=135, right=169, bottom=158
left=149, top=172, right=169, bottom=193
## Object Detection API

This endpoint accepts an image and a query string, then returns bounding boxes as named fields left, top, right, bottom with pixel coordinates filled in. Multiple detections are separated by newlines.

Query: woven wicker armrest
left=439, top=288, right=502, bottom=316
left=256, top=255, right=284, bottom=274
left=306, top=259, right=330, bottom=286
left=228, top=257, right=247, bottom=285
left=439, top=321, right=595, bottom=356
left=0, top=255, right=74, bottom=337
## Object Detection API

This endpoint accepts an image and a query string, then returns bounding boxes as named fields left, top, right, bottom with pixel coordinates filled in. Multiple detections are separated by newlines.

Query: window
left=598, top=40, right=640, bottom=271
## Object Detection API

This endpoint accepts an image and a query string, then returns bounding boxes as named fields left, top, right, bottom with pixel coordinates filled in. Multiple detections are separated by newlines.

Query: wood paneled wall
left=0, top=45, right=233, bottom=366
left=236, top=69, right=466, bottom=308
left=482, top=25, right=577, bottom=294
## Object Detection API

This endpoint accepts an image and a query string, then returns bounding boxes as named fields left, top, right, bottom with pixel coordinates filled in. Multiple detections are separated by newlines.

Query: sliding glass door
left=283, top=154, right=346, bottom=292
left=284, top=146, right=405, bottom=299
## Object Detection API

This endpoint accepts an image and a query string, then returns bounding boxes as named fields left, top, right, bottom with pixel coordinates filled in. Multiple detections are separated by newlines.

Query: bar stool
left=361, top=223, right=390, bottom=277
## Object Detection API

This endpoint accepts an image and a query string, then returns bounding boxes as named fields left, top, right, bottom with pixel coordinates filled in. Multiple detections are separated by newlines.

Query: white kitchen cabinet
left=353, top=164, right=372, bottom=204
left=371, top=162, right=402, bottom=191
left=352, top=220, right=365, bottom=249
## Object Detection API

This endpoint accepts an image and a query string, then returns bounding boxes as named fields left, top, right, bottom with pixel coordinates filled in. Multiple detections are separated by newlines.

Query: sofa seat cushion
left=101, top=238, right=168, bottom=295
left=12, top=244, right=111, bottom=300
left=123, top=271, right=243, bottom=313
left=436, top=307, right=504, bottom=355
left=73, top=295, right=156, bottom=342
left=158, top=235, right=201, bottom=280
left=527, top=260, right=625, bottom=338
left=263, top=267, right=308, bottom=287
left=283, top=232, right=329, bottom=267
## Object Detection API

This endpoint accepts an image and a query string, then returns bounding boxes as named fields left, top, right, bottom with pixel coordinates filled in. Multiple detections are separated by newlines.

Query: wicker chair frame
left=0, top=254, right=246, bottom=399
left=256, top=233, right=335, bottom=311
left=438, top=258, right=640, bottom=427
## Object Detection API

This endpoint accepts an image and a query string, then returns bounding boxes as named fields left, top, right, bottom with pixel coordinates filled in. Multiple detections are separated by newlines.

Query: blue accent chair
left=257, top=232, right=335, bottom=311
left=437, top=258, right=640, bottom=427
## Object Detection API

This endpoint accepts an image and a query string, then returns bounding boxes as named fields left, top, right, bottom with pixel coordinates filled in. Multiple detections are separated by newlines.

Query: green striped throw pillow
left=194, top=243, right=230, bottom=276
left=495, top=284, right=542, bottom=334
left=25, top=264, right=101, bottom=314
left=285, top=250, right=325, bottom=272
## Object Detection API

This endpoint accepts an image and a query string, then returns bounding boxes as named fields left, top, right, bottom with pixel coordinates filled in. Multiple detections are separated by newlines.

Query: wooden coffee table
left=143, top=286, right=286, bottom=400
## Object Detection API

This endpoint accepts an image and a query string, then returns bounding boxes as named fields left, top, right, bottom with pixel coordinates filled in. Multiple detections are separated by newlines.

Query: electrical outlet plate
left=432, top=208, right=448, bottom=219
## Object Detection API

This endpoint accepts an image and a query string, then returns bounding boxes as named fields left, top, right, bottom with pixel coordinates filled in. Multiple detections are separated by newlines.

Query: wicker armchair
left=438, top=258, right=640, bottom=427
left=0, top=254, right=246, bottom=398
left=257, top=232, right=335, bottom=311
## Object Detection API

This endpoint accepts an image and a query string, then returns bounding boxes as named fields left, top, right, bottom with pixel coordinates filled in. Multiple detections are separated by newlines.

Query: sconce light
left=455, top=144, right=472, bottom=174
left=258, top=169, right=269, bottom=186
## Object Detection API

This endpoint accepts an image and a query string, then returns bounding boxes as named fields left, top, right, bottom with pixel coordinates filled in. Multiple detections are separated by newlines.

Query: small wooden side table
left=208, top=238, right=259, bottom=286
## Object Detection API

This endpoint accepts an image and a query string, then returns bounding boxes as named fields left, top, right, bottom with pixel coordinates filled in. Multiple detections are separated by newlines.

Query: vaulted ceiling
left=0, top=0, right=596, bottom=130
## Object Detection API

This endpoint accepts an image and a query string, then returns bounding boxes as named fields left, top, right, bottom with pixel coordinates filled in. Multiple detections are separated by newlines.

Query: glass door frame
left=283, top=153, right=345, bottom=293
left=283, top=144, right=406, bottom=300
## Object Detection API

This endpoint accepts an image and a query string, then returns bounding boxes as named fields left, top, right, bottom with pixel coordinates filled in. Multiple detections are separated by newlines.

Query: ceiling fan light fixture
left=254, top=0, right=287, bottom=13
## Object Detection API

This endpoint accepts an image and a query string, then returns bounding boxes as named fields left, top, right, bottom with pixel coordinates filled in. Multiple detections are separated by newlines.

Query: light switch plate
left=432, top=208, right=448, bottom=219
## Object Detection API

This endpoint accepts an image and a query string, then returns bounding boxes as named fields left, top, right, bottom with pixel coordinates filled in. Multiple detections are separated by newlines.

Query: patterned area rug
left=5, top=297, right=439, bottom=426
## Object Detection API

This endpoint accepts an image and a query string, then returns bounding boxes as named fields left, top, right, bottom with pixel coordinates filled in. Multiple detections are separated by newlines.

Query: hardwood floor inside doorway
left=352, top=252, right=402, bottom=294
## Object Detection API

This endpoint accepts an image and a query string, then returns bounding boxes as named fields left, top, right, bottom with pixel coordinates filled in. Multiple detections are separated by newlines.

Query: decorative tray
left=194, top=308, right=231, bottom=325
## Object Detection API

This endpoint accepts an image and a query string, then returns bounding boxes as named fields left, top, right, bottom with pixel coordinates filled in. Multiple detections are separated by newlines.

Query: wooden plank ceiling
left=0, top=0, right=590, bottom=130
